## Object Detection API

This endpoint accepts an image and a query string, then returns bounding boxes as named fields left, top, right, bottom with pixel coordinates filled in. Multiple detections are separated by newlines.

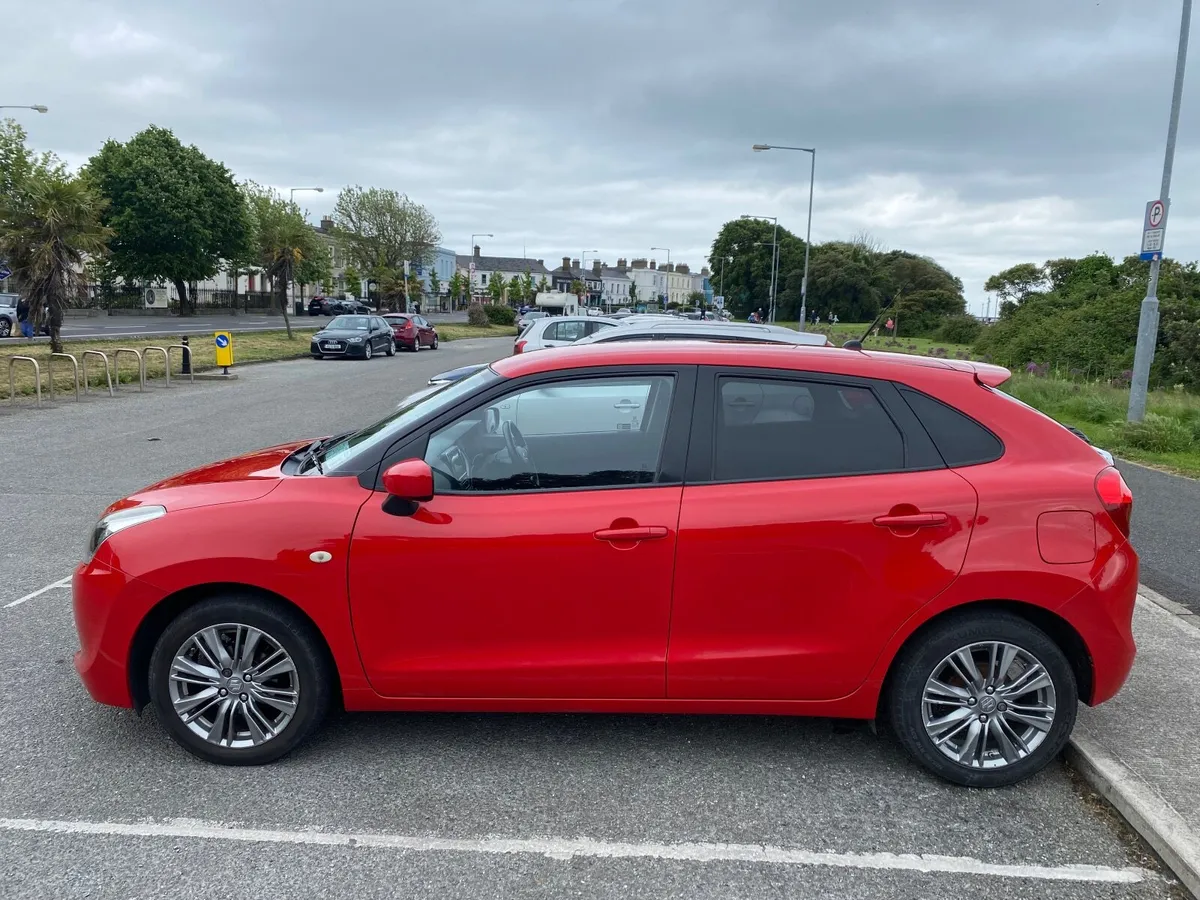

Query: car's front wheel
left=0, top=318, right=11, bottom=338
left=148, top=595, right=333, bottom=765
left=363, top=343, right=373, bottom=360
left=886, top=611, right=1077, bottom=787
left=431, top=335, right=439, bottom=350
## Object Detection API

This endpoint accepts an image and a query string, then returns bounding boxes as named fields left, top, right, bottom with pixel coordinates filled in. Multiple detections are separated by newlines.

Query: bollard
left=181, top=335, right=191, bottom=375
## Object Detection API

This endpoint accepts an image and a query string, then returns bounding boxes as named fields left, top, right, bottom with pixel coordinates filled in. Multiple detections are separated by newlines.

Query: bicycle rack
left=113, top=348, right=145, bottom=392
left=47, top=352, right=80, bottom=402
left=143, top=346, right=169, bottom=387
left=7, top=356, right=41, bottom=405
left=82, top=350, right=114, bottom=397
left=166, top=344, right=194, bottom=384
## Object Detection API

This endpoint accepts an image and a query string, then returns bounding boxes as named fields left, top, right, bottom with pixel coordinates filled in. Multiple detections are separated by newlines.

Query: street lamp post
left=752, top=143, right=815, bottom=330
left=0, top=105, right=48, bottom=113
left=1129, top=0, right=1192, bottom=422
left=288, top=187, right=324, bottom=310
left=741, top=215, right=779, bottom=322
left=651, top=247, right=671, bottom=307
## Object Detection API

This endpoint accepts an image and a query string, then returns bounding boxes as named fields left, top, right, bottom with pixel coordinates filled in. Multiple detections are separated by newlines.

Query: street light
left=651, top=246, right=671, bottom=307
left=741, top=215, right=779, bottom=322
left=287, top=187, right=324, bottom=310
left=0, top=105, right=48, bottom=113
left=752, top=143, right=816, bottom=330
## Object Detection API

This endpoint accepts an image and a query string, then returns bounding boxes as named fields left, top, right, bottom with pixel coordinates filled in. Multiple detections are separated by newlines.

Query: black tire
left=148, top=595, right=333, bottom=766
left=385, top=339, right=395, bottom=357
left=363, top=343, right=373, bottom=361
left=0, top=317, right=11, bottom=338
left=431, top=335, right=439, bottom=350
left=410, top=339, right=420, bottom=352
left=886, top=611, right=1077, bottom=788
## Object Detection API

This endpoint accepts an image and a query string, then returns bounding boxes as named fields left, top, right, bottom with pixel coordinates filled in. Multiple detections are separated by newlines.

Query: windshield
left=328, top=316, right=370, bottom=330
left=321, top=365, right=500, bottom=473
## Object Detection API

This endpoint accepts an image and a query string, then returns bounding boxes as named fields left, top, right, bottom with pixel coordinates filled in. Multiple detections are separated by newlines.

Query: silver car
left=513, top=315, right=622, bottom=354
left=0, top=293, right=19, bottom=337
left=572, top=320, right=830, bottom=347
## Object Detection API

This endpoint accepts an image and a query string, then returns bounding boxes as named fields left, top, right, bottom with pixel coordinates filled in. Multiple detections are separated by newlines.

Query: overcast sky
left=4, top=0, right=1198, bottom=311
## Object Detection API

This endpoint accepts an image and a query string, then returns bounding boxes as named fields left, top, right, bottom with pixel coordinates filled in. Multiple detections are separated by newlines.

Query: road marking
left=4, top=576, right=71, bottom=609
left=0, top=817, right=1150, bottom=883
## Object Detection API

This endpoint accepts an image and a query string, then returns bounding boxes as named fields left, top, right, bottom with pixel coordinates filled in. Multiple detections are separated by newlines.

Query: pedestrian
left=414, top=301, right=421, bottom=315
left=16, top=297, right=33, bottom=339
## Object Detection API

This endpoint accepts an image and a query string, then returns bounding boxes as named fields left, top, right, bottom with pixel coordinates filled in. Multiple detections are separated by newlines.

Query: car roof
left=581, top=322, right=828, bottom=345
left=490, top=341, right=1011, bottom=387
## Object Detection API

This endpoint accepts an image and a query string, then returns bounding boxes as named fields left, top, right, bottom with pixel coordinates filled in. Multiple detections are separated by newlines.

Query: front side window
left=545, top=320, right=588, bottom=342
left=329, top=316, right=370, bottom=330
left=713, top=376, right=904, bottom=482
left=424, top=375, right=675, bottom=493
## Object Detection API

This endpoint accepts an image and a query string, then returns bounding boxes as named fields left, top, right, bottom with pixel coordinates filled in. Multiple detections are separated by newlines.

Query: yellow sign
left=214, top=331, right=234, bottom=368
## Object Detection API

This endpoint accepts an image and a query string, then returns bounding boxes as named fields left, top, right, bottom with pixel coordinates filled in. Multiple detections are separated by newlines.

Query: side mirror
left=382, top=459, right=434, bottom=502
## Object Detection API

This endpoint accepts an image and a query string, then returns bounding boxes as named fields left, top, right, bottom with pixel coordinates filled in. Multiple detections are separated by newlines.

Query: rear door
left=541, top=319, right=590, bottom=348
left=667, top=368, right=978, bottom=701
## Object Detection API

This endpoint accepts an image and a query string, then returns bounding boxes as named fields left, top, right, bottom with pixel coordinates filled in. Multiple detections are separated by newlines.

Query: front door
left=667, top=372, right=978, bottom=701
left=348, top=370, right=689, bottom=699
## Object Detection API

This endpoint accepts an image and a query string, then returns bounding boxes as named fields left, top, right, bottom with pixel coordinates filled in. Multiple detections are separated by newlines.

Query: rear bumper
left=1058, top=540, right=1139, bottom=706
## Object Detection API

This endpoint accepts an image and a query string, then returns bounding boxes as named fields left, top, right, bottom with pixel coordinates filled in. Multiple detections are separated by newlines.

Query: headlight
left=88, top=505, right=166, bottom=557
left=349, top=336, right=364, bottom=343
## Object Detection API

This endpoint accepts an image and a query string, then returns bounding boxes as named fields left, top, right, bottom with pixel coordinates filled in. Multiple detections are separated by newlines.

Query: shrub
left=933, top=314, right=982, bottom=344
left=466, top=303, right=489, bottom=326
left=483, top=305, right=516, bottom=326
left=1061, top=393, right=1123, bottom=424
left=1118, top=413, right=1194, bottom=453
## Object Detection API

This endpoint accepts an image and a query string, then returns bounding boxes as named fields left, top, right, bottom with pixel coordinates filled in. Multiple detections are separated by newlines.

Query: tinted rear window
left=899, top=388, right=1003, bottom=467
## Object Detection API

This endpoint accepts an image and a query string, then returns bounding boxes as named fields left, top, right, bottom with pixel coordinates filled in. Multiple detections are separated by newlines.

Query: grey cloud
left=3, top=0, right=1198, bottom=308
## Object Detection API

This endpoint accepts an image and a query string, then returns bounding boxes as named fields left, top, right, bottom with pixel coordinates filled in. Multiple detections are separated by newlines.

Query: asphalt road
left=1119, top=460, right=1200, bottom=614
left=0, top=310, right=468, bottom=343
left=0, top=341, right=1185, bottom=899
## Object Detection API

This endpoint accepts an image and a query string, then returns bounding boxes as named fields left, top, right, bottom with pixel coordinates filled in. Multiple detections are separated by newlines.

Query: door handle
left=613, top=400, right=642, bottom=411
left=594, top=526, right=668, bottom=542
left=873, top=512, right=950, bottom=529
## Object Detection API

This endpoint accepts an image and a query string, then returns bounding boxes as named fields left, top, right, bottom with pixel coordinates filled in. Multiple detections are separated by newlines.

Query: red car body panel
left=384, top=314, right=435, bottom=350
left=349, top=487, right=682, bottom=698
left=71, top=342, right=1138, bottom=722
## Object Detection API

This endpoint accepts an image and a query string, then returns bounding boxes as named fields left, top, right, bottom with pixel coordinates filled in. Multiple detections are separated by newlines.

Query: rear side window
left=899, top=388, right=1003, bottom=467
left=713, top=377, right=905, bottom=481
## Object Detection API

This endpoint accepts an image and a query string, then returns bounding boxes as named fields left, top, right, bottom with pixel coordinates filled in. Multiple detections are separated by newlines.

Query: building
left=598, top=259, right=633, bottom=309
left=626, top=258, right=667, bottom=307
left=665, top=263, right=691, bottom=306
left=693, top=267, right=713, bottom=304
left=412, top=247, right=457, bottom=298
left=457, top=246, right=552, bottom=301
left=312, top=217, right=351, bottom=294
left=550, top=257, right=602, bottom=300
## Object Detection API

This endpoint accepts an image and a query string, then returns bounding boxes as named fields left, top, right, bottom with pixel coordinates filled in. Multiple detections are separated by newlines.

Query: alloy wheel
left=922, top=641, right=1056, bottom=769
left=167, top=623, right=300, bottom=749
left=364, top=343, right=372, bottom=360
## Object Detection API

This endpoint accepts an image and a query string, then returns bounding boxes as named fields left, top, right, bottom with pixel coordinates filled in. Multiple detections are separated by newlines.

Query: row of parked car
left=310, top=313, right=440, bottom=359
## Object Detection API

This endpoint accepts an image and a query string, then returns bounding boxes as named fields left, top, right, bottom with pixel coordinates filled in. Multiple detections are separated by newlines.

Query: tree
left=1, top=118, right=65, bottom=206
left=428, top=267, right=441, bottom=300
left=709, top=217, right=806, bottom=317
left=332, top=185, right=440, bottom=276
left=487, top=272, right=507, bottom=304
left=984, top=262, right=1047, bottom=316
left=687, top=290, right=706, bottom=307
left=85, top=126, right=249, bottom=315
left=344, top=266, right=362, bottom=297
left=570, top=278, right=586, bottom=299
left=296, top=242, right=332, bottom=295
left=521, top=269, right=536, bottom=303
left=0, top=169, right=111, bottom=353
left=507, top=271, right=525, bottom=307
left=406, top=270, right=424, bottom=310
left=447, top=270, right=468, bottom=306
left=628, top=282, right=639, bottom=305
left=536, top=275, right=550, bottom=294
left=242, top=182, right=326, bottom=339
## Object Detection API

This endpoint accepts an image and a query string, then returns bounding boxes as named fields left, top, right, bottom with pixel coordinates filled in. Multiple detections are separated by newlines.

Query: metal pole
left=1130, top=0, right=1191, bottom=422
left=799, top=149, right=815, bottom=332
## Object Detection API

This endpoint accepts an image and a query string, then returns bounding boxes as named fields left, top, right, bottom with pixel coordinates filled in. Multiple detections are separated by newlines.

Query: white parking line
left=0, top=817, right=1151, bottom=884
left=4, top=576, right=71, bottom=609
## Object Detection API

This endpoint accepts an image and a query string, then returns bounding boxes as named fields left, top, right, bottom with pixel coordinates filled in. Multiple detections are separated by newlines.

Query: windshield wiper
left=297, top=429, right=356, bottom=474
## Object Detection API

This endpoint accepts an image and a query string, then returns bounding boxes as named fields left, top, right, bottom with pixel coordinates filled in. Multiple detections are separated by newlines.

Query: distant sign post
left=713, top=295, right=725, bottom=309
left=0, top=263, right=11, bottom=281
left=1140, top=199, right=1169, bottom=261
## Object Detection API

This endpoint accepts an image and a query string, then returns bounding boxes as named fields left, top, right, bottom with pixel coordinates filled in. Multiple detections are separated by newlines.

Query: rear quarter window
left=899, top=387, right=1003, bottom=467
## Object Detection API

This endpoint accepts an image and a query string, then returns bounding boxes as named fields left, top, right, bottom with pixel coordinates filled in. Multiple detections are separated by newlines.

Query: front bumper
left=72, top=557, right=166, bottom=708
left=311, top=341, right=368, bottom=356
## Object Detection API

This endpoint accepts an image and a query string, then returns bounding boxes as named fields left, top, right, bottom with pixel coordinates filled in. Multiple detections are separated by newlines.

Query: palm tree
left=0, top=170, right=111, bottom=353
left=243, top=183, right=324, bottom=339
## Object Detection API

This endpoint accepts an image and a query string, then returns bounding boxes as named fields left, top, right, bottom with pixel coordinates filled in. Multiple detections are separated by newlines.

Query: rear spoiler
left=970, top=362, right=1011, bottom=388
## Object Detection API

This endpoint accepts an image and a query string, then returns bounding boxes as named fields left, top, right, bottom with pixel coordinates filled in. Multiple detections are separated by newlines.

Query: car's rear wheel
left=148, top=595, right=333, bottom=765
left=410, top=338, right=420, bottom=352
left=886, top=611, right=1077, bottom=787
left=385, top=339, right=395, bottom=357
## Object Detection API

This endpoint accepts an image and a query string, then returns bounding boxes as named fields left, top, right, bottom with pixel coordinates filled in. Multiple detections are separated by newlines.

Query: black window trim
left=684, top=365, right=945, bottom=486
left=897, top=384, right=1006, bottom=468
left=362, top=364, right=698, bottom=495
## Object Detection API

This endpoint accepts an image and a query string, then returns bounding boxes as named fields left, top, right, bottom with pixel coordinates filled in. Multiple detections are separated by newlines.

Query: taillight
left=1095, top=466, right=1133, bottom=537
left=513, top=340, right=526, bottom=355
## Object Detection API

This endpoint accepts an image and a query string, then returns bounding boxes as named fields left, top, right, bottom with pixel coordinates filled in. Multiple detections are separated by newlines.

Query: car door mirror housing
left=382, top=459, right=435, bottom=502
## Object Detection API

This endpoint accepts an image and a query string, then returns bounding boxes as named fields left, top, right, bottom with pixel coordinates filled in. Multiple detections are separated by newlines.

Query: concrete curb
left=1068, top=734, right=1200, bottom=898
left=1067, top=585, right=1200, bottom=898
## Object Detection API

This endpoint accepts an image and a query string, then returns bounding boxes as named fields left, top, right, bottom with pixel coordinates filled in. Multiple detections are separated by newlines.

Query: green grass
left=1, top=324, right=511, bottom=398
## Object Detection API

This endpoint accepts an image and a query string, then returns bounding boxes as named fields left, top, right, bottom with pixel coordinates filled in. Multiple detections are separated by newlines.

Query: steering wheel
left=501, top=420, right=538, bottom=487
left=437, top=444, right=470, bottom=486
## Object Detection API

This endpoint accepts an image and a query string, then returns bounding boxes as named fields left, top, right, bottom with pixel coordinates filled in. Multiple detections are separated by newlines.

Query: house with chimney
left=598, top=260, right=633, bottom=308
left=626, top=258, right=667, bottom=307
left=457, top=246, right=551, bottom=300
left=550, top=257, right=600, bottom=299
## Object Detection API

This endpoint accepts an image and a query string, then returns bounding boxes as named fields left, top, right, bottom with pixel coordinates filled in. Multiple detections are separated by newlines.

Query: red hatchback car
left=384, top=313, right=438, bottom=351
left=72, top=343, right=1136, bottom=786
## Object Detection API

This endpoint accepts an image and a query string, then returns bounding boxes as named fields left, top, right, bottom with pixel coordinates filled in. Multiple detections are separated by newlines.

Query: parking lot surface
left=0, top=339, right=1184, bottom=899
